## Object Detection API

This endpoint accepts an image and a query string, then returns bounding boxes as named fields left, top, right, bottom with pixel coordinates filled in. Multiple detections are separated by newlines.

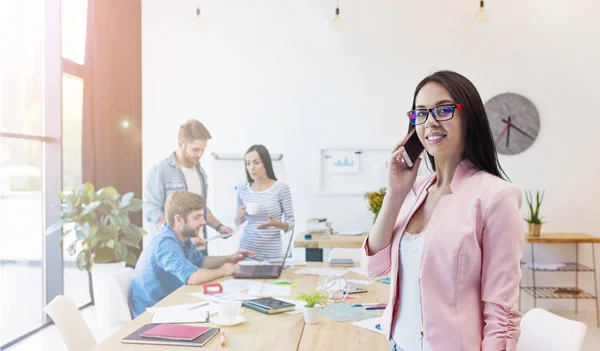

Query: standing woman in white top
left=234, top=145, right=295, bottom=262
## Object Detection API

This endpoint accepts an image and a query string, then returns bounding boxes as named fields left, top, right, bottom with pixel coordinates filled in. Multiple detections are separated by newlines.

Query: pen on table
left=352, top=303, right=387, bottom=307
left=220, top=331, right=227, bottom=347
left=188, top=302, right=209, bottom=310
left=366, top=306, right=387, bottom=310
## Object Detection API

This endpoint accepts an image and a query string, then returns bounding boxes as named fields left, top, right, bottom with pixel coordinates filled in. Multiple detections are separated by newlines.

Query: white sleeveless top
left=391, top=232, right=433, bottom=351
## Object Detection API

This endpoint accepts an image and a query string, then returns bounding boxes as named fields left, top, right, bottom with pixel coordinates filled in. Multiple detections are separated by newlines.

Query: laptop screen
left=272, top=229, right=294, bottom=268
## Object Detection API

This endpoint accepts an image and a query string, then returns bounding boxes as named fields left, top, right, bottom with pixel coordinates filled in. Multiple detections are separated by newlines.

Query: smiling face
left=414, top=82, right=466, bottom=163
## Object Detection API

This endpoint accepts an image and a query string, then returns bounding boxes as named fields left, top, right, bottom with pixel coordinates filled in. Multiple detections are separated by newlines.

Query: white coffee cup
left=245, top=202, right=259, bottom=215
left=218, top=300, right=242, bottom=322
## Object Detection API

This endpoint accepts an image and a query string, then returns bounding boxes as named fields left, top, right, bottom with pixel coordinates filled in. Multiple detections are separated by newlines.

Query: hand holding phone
left=387, top=129, right=423, bottom=195
left=400, top=128, right=425, bottom=168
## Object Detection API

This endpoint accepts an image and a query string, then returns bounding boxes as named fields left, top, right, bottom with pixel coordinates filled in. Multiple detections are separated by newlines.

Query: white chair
left=329, top=248, right=362, bottom=262
left=111, top=266, right=135, bottom=323
left=43, top=295, right=97, bottom=351
left=517, top=307, right=587, bottom=351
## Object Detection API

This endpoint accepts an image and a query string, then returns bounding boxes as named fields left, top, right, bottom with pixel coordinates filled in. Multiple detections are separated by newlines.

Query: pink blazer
left=362, top=160, right=524, bottom=351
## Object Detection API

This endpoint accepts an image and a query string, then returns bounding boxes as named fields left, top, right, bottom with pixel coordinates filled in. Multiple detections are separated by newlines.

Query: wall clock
left=484, top=93, right=540, bottom=155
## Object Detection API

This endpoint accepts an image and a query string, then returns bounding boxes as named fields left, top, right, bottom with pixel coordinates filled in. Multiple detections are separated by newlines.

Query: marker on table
left=220, top=331, right=227, bottom=347
left=352, top=303, right=387, bottom=307
left=366, top=306, right=387, bottom=311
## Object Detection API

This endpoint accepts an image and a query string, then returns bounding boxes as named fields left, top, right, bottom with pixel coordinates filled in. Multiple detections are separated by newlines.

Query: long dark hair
left=245, top=144, right=277, bottom=184
left=409, top=70, right=507, bottom=180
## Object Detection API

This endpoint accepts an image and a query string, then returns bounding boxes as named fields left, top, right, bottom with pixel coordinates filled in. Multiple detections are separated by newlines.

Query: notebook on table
left=122, top=324, right=220, bottom=347
left=242, top=297, right=296, bottom=315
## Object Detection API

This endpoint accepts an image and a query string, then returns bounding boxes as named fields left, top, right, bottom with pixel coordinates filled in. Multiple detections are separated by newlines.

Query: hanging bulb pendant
left=475, top=0, right=489, bottom=23
left=331, top=7, right=344, bottom=29
left=194, top=7, right=202, bottom=22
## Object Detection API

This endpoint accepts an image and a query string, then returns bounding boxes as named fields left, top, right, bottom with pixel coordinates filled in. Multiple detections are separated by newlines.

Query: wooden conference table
left=91, top=262, right=389, bottom=350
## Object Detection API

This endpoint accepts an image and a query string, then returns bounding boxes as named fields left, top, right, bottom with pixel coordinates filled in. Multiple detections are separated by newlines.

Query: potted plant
left=365, top=187, right=386, bottom=223
left=46, top=182, right=146, bottom=324
left=296, top=291, right=329, bottom=325
left=524, top=189, right=545, bottom=237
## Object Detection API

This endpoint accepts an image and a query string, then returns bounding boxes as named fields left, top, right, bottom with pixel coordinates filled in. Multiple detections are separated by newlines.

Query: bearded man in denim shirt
left=144, top=120, right=232, bottom=253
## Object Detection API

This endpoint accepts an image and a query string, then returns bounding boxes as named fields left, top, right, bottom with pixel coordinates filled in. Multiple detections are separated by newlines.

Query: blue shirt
left=129, top=224, right=205, bottom=318
left=143, top=152, right=210, bottom=225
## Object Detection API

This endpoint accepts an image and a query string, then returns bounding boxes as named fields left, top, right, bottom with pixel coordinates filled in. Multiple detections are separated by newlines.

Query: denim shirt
left=143, top=152, right=210, bottom=226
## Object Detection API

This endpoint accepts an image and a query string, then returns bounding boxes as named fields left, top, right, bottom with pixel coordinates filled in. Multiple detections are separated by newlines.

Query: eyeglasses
left=406, top=103, right=463, bottom=125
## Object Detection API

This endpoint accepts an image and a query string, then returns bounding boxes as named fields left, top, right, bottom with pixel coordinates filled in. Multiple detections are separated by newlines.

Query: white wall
left=142, top=0, right=600, bottom=310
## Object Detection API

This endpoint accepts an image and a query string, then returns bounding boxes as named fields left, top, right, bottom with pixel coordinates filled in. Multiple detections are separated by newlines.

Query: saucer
left=211, top=315, right=246, bottom=327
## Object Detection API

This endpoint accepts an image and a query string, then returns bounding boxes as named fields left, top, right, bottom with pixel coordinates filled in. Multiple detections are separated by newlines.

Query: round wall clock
left=484, top=93, right=540, bottom=155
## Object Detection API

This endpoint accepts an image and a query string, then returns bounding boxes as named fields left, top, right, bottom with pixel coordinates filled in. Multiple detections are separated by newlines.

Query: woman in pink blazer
left=362, top=71, right=524, bottom=351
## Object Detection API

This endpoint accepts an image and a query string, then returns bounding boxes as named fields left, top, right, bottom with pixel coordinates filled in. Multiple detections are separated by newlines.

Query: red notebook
left=140, top=324, right=211, bottom=341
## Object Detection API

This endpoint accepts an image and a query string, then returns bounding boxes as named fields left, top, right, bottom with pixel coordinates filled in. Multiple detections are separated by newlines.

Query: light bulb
left=475, top=1, right=488, bottom=23
left=193, top=7, right=203, bottom=23
left=331, top=8, right=344, bottom=30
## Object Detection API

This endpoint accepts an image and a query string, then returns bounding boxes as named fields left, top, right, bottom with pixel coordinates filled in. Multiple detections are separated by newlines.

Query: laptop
left=234, top=231, right=294, bottom=279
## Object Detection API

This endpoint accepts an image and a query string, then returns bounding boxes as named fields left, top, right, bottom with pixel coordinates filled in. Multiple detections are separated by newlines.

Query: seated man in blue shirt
left=129, top=190, right=255, bottom=318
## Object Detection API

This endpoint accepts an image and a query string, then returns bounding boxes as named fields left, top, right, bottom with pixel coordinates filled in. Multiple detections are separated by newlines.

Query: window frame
left=0, top=0, right=90, bottom=348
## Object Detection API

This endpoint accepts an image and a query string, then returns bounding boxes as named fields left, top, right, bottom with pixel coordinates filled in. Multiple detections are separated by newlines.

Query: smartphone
left=401, top=129, right=424, bottom=168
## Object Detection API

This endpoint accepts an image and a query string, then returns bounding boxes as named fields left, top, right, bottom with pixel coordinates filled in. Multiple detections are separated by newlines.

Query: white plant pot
left=91, top=261, right=126, bottom=326
left=303, top=306, right=320, bottom=325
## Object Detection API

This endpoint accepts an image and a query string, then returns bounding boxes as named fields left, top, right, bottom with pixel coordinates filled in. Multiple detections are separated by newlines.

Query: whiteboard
left=319, top=148, right=430, bottom=196
left=208, top=152, right=295, bottom=259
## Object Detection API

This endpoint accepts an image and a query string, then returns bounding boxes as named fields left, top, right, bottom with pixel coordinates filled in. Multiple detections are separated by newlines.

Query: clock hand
left=494, top=115, right=515, bottom=145
left=500, top=118, right=535, bottom=140
left=506, top=120, right=511, bottom=148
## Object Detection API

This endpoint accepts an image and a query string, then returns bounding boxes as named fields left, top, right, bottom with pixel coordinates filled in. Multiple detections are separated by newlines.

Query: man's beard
left=182, top=225, right=200, bottom=237
left=183, top=146, right=200, bottom=166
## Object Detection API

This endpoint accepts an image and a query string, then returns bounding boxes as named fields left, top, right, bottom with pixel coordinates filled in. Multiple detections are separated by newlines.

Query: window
left=62, top=73, right=89, bottom=307
left=0, top=0, right=45, bottom=135
left=0, top=0, right=89, bottom=347
left=0, top=139, right=44, bottom=345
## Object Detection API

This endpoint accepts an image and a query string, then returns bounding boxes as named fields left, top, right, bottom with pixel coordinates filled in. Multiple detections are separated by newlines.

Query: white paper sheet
left=351, top=317, right=384, bottom=335
left=147, top=302, right=220, bottom=324
left=294, top=267, right=348, bottom=276
left=206, top=221, right=248, bottom=241
left=247, top=284, right=291, bottom=297
left=348, top=267, right=366, bottom=276
left=190, top=291, right=257, bottom=302
left=219, top=279, right=263, bottom=292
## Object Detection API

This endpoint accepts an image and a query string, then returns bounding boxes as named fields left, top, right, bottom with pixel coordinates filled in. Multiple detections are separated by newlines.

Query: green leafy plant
left=365, top=187, right=386, bottom=223
left=524, top=189, right=545, bottom=225
left=296, top=291, right=330, bottom=308
left=46, top=183, right=146, bottom=271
